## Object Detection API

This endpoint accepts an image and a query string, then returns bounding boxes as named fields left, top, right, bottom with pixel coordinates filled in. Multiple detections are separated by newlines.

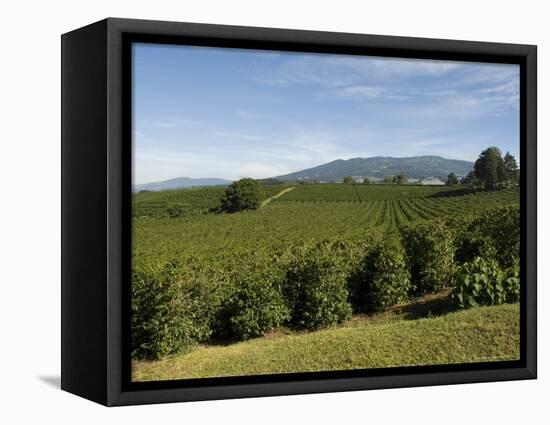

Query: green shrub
left=214, top=268, right=289, bottom=341
left=166, top=203, right=190, bottom=218
left=402, top=221, right=454, bottom=295
left=453, top=206, right=519, bottom=268
left=283, top=242, right=353, bottom=330
left=472, top=206, right=519, bottom=268
left=350, top=236, right=411, bottom=313
left=454, top=230, right=497, bottom=265
left=131, top=260, right=222, bottom=360
left=502, top=268, right=520, bottom=303
left=451, top=257, right=519, bottom=309
left=221, top=178, right=263, bottom=212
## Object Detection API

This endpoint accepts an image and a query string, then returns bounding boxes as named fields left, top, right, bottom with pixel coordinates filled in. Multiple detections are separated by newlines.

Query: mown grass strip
left=132, top=303, right=519, bottom=382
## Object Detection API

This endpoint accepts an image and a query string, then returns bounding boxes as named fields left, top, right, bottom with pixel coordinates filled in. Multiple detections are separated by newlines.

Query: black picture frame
left=61, top=17, right=537, bottom=406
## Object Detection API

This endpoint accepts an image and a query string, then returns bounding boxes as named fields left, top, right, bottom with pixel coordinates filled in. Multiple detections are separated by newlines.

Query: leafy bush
left=454, top=232, right=497, bottom=265
left=166, top=203, right=191, bottom=218
left=214, top=266, right=289, bottom=341
left=472, top=206, right=519, bottom=268
left=402, top=221, right=454, bottom=295
left=221, top=178, right=263, bottom=212
left=453, top=206, right=519, bottom=268
left=451, top=257, right=520, bottom=309
left=350, top=236, right=411, bottom=313
left=283, top=241, right=353, bottom=330
left=502, top=268, right=520, bottom=303
left=131, top=260, right=222, bottom=360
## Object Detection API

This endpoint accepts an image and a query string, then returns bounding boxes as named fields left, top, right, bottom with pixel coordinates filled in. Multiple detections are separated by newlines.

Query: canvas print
left=130, top=43, right=520, bottom=382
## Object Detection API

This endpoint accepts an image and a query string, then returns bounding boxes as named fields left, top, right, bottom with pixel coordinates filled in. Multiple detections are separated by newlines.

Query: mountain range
left=134, top=177, right=232, bottom=192
left=134, top=156, right=475, bottom=191
left=273, top=155, right=474, bottom=182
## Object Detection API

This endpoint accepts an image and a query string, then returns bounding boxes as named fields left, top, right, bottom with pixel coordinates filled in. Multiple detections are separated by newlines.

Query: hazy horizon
left=134, top=154, right=480, bottom=185
left=133, top=43, right=520, bottom=184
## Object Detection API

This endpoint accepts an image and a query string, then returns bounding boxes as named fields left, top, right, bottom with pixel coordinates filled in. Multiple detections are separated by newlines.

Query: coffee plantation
left=131, top=183, right=520, bottom=367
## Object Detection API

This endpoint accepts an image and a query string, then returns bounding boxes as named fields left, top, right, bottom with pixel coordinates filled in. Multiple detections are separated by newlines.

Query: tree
left=384, top=175, right=394, bottom=184
left=220, top=178, right=263, bottom=212
left=503, top=152, right=519, bottom=185
left=362, top=177, right=371, bottom=185
left=460, top=170, right=478, bottom=186
left=474, top=147, right=506, bottom=190
left=445, top=172, right=459, bottom=186
left=342, top=176, right=355, bottom=184
left=393, top=173, right=407, bottom=185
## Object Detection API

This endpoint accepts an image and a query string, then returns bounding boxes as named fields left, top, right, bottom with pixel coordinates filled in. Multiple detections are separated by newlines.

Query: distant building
left=420, top=178, right=445, bottom=185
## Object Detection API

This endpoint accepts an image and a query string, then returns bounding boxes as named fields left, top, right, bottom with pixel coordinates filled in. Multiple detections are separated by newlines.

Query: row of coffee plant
left=131, top=205, right=520, bottom=360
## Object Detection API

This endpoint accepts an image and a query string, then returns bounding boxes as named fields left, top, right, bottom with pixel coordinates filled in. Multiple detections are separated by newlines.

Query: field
left=131, top=182, right=520, bottom=381
left=133, top=184, right=288, bottom=218
left=133, top=185, right=519, bottom=262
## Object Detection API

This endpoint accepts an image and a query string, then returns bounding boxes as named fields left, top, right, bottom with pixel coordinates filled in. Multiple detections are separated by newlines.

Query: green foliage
left=402, top=221, right=455, bottom=294
left=133, top=186, right=227, bottom=218
left=473, top=206, right=520, bottom=268
left=166, top=203, right=191, bottom=218
left=362, top=177, right=371, bottom=184
left=445, top=173, right=458, bottom=186
left=214, top=266, right=289, bottom=340
left=474, top=147, right=507, bottom=190
left=454, top=231, right=497, bottom=265
left=460, top=171, right=479, bottom=186
left=503, top=152, right=519, bottom=185
left=350, top=236, right=411, bottom=313
left=282, top=241, right=355, bottom=330
left=342, top=176, right=355, bottom=184
left=133, top=184, right=286, bottom=218
left=275, top=183, right=466, bottom=202
left=393, top=173, right=408, bottom=184
left=451, top=257, right=519, bottom=309
left=134, top=187, right=519, bottom=263
left=221, top=178, right=263, bottom=212
left=131, top=182, right=520, bottom=361
left=454, top=206, right=519, bottom=268
left=131, top=260, right=222, bottom=360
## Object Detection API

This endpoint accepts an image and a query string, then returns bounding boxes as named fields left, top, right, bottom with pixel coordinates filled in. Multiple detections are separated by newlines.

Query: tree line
left=446, top=147, right=519, bottom=189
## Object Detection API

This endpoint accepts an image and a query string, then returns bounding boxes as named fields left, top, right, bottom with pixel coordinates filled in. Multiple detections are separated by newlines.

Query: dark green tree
left=220, top=178, right=263, bottom=212
left=445, top=173, right=459, bottom=186
left=474, top=147, right=506, bottom=190
left=362, top=177, right=371, bottom=185
left=460, top=170, right=478, bottom=185
left=393, top=173, right=407, bottom=185
left=342, top=176, right=355, bottom=184
left=503, top=152, right=519, bottom=184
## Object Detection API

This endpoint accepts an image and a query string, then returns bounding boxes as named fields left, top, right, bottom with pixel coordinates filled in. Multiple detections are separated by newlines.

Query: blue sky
left=133, top=43, right=519, bottom=184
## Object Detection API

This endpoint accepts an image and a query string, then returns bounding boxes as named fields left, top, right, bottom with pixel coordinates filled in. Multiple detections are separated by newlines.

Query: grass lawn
left=132, top=297, right=519, bottom=382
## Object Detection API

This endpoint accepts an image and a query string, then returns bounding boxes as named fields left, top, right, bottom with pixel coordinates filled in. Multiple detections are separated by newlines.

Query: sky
left=133, top=43, right=520, bottom=184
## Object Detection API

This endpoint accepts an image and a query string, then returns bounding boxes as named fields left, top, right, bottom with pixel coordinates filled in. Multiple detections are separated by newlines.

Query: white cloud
left=253, top=54, right=464, bottom=89
left=210, top=130, right=265, bottom=142
left=150, top=118, right=203, bottom=128
left=330, top=85, right=385, bottom=98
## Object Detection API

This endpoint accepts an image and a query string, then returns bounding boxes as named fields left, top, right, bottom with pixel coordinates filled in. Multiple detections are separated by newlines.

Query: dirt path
left=261, top=186, right=296, bottom=207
